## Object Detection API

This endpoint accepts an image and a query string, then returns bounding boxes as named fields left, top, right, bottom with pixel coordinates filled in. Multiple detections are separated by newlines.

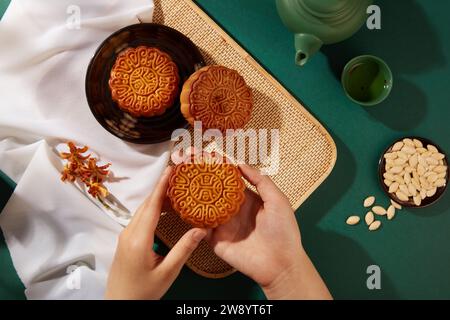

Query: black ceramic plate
left=85, top=23, right=205, bottom=144
left=378, top=137, right=449, bottom=208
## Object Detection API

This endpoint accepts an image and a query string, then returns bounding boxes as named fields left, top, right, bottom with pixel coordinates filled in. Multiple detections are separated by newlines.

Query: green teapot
left=276, top=0, right=373, bottom=66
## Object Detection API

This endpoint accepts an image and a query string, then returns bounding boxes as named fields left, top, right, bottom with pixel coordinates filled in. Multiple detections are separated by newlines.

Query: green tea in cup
left=341, top=55, right=393, bottom=106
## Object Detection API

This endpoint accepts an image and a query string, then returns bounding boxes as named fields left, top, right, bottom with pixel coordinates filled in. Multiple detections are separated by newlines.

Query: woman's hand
left=105, top=167, right=207, bottom=300
left=207, top=164, right=332, bottom=300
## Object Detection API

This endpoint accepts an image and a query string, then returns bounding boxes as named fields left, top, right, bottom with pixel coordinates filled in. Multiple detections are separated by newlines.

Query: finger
left=132, top=166, right=173, bottom=235
left=238, top=164, right=283, bottom=203
left=159, top=228, right=207, bottom=276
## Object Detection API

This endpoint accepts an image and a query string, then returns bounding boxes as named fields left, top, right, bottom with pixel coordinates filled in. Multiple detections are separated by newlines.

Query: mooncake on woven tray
left=109, top=46, right=179, bottom=117
left=180, top=65, right=253, bottom=132
left=167, top=157, right=246, bottom=228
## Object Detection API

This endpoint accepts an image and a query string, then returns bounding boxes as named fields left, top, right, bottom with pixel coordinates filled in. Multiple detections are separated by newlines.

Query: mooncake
left=180, top=65, right=253, bottom=132
left=109, top=46, right=179, bottom=117
left=167, top=158, right=246, bottom=228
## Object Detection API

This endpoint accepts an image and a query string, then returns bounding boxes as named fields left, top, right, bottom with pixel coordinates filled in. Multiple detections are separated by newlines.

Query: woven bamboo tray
left=153, top=0, right=337, bottom=278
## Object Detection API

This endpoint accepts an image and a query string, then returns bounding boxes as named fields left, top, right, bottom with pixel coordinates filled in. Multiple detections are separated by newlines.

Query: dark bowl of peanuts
left=378, top=137, right=449, bottom=208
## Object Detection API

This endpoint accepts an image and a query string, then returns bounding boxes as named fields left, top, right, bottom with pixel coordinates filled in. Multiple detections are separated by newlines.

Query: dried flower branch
left=60, top=142, right=111, bottom=198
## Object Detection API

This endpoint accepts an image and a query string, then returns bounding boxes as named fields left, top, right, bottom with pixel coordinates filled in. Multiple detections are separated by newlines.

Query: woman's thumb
left=160, top=228, right=207, bottom=275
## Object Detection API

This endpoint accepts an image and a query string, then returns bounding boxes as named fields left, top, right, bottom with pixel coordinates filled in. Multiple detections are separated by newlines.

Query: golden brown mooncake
left=167, top=158, right=246, bottom=228
left=180, top=65, right=253, bottom=132
left=109, top=46, right=179, bottom=117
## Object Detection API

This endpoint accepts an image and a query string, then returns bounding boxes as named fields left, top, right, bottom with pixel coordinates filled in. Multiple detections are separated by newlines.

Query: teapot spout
left=294, top=33, right=323, bottom=66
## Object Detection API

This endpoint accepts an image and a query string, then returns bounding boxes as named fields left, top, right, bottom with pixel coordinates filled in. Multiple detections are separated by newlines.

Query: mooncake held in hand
left=109, top=46, right=180, bottom=117
left=180, top=65, right=253, bottom=132
left=167, top=158, right=246, bottom=228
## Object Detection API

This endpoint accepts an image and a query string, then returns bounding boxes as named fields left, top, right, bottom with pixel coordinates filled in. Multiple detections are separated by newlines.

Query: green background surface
left=1, top=0, right=449, bottom=300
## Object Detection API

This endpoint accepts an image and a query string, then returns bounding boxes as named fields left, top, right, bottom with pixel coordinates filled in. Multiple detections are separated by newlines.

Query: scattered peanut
left=363, top=196, right=376, bottom=208
left=386, top=205, right=396, bottom=220
left=391, top=200, right=402, bottom=210
left=348, top=194, right=404, bottom=232
left=346, top=216, right=360, bottom=226
left=372, top=206, right=387, bottom=216
left=365, top=211, right=375, bottom=226
left=369, top=221, right=382, bottom=231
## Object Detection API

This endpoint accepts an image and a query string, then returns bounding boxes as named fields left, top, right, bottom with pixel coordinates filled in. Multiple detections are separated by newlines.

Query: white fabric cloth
left=0, top=0, right=169, bottom=299
left=1, top=141, right=123, bottom=299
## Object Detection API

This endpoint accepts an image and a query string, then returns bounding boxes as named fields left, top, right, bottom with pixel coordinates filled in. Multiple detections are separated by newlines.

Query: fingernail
left=193, top=229, right=207, bottom=242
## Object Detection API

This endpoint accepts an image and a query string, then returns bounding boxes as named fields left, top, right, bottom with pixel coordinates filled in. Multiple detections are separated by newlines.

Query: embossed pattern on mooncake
left=180, top=66, right=253, bottom=132
left=167, top=159, right=246, bottom=228
left=109, top=46, right=180, bottom=117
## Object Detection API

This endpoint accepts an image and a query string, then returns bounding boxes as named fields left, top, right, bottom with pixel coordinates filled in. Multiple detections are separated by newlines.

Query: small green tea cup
left=341, top=55, right=393, bottom=106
